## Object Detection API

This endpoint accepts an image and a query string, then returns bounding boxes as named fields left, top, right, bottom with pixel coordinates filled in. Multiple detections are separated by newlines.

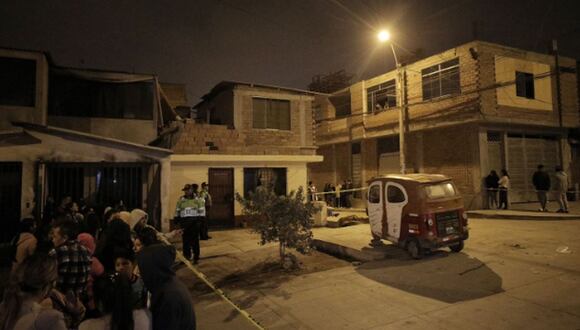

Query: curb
left=467, top=211, right=580, bottom=221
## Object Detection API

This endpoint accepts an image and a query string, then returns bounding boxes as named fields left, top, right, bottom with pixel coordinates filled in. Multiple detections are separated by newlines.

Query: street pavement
left=182, top=202, right=580, bottom=329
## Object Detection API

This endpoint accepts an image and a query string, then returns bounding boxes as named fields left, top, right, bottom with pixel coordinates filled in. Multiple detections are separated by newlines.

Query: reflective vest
left=175, top=194, right=206, bottom=218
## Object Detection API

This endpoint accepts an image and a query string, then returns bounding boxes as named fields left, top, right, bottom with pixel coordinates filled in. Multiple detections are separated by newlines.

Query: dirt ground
left=176, top=244, right=350, bottom=300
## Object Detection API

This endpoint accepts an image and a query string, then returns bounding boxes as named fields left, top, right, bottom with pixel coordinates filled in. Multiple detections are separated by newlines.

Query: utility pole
left=552, top=39, right=565, bottom=168
left=391, top=44, right=406, bottom=175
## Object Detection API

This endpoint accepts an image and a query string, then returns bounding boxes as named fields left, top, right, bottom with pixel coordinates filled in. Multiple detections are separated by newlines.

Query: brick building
left=166, top=81, right=323, bottom=226
left=309, top=41, right=579, bottom=209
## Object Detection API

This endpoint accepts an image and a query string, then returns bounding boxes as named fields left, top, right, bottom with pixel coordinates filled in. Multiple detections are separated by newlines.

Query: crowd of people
left=0, top=196, right=196, bottom=330
left=485, top=165, right=570, bottom=212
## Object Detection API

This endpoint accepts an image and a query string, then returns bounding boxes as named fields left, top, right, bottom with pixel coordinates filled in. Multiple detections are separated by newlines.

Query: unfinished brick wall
left=421, top=125, right=481, bottom=208
left=308, top=145, right=335, bottom=190
left=176, top=85, right=317, bottom=156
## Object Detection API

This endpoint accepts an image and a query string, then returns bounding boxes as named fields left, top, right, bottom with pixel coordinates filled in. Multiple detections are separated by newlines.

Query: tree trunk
left=279, top=242, right=286, bottom=261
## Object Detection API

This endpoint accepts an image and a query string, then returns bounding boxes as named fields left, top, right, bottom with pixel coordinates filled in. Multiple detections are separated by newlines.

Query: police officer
left=175, top=183, right=204, bottom=264
left=199, top=182, right=212, bottom=240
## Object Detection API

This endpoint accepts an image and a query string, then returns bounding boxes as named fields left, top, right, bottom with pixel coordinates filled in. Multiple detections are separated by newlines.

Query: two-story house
left=310, top=41, right=579, bottom=209
left=0, top=47, right=174, bottom=240
left=166, top=81, right=323, bottom=226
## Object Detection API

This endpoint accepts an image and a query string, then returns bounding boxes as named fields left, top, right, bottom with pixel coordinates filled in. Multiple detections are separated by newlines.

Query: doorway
left=0, top=162, right=22, bottom=243
left=208, top=168, right=234, bottom=227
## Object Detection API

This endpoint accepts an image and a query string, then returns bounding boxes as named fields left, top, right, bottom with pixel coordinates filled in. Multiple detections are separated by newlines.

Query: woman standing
left=498, top=169, right=510, bottom=210
left=11, top=218, right=38, bottom=274
left=0, top=254, right=66, bottom=330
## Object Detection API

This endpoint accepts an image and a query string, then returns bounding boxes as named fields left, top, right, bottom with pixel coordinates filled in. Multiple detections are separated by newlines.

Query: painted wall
left=495, top=57, right=552, bottom=111
left=170, top=155, right=318, bottom=221
left=0, top=130, right=169, bottom=226
left=48, top=116, right=158, bottom=145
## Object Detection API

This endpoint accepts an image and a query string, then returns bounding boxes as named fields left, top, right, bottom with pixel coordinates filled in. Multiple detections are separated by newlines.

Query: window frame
left=387, top=185, right=406, bottom=203
left=252, top=97, right=291, bottom=130
left=0, top=56, right=37, bottom=108
left=367, top=79, right=396, bottom=113
left=515, top=71, right=535, bottom=99
left=368, top=185, right=381, bottom=204
left=421, top=58, right=460, bottom=101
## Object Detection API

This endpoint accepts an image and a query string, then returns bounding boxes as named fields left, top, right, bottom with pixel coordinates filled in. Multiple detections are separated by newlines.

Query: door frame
left=208, top=167, right=235, bottom=227
left=385, top=181, right=408, bottom=241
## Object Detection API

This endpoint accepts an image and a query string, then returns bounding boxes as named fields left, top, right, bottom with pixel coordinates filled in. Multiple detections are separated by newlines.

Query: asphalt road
left=183, top=217, right=580, bottom=329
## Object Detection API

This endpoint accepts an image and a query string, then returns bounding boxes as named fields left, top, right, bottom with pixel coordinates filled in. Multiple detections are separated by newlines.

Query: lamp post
left=378, top=30, right=406, bottom=174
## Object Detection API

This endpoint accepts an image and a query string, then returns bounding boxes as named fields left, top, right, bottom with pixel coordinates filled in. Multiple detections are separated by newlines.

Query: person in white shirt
left=498, top=169, right=510, bottom=210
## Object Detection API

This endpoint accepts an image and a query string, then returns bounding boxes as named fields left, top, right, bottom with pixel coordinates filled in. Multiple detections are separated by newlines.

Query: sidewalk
left=466, top=200, right=580, bottom=220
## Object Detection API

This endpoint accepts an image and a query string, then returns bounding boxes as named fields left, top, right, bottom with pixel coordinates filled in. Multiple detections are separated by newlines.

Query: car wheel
left=449, top=241, right=464, bottom=253
left=407, top=239, right=423, bottom=259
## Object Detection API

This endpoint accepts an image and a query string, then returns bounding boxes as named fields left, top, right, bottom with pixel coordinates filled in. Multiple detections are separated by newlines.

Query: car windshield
left=424, top=182, right=456, bottom=199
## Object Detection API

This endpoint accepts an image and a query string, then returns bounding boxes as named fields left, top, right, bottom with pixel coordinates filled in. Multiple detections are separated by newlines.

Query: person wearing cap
left=174, top=184, right=202, bottom=264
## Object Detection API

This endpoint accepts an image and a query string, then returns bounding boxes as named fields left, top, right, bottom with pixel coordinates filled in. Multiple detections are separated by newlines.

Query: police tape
left=312, top=187, right=368, bottom=196
left=156, top=232, right=265, bottom=330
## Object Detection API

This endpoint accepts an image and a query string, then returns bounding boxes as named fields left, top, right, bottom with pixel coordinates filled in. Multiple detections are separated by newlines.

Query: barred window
left=367, top=80, right=396, bottom=112
left=421, top=58, right=460, bottom=101
left=252, top=98, right=290, bottom=130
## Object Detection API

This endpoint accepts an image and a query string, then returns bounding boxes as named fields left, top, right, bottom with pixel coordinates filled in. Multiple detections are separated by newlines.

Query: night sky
left=2, top=0, right=580, bottom=104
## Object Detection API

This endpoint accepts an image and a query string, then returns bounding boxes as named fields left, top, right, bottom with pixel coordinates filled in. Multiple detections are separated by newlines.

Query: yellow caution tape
left=157, top=232, right=265, bottom=330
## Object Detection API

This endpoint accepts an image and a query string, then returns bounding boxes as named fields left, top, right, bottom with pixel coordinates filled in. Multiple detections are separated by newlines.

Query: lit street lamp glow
left=378, top=30, right=391, bottom=42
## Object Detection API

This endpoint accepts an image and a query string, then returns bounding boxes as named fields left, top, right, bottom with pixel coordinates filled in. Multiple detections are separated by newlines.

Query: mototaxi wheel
left=449, top=240, right=464, bottom=253
left=406, top=238, right=423, bottom=259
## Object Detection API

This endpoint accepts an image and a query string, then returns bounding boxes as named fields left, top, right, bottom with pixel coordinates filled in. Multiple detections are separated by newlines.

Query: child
left=113, top=248, right=147, bottom=309
left=77, top=233, right=105, bottom=318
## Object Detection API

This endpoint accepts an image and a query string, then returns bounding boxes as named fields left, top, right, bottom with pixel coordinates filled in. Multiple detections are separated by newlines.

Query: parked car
left=367, top=174, right=469, bottom=259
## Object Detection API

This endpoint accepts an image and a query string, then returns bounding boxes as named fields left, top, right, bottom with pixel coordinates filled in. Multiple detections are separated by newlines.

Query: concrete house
left=0, top=47, right=174, bottom=240
left=165, top=81, right=323, bottom=226
left=309, top=41, right=579, bottom=209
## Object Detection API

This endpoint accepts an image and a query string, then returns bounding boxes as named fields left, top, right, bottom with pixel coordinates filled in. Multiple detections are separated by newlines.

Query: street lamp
left=378, top=29, right=406, bottom=174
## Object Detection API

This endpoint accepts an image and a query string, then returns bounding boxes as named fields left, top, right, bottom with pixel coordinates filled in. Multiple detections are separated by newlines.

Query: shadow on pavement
left=355, top=251, right=504, bottom=303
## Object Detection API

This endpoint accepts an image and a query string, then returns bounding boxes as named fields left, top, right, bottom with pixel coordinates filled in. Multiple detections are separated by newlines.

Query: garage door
left=507, top=135, right=559, bottom=202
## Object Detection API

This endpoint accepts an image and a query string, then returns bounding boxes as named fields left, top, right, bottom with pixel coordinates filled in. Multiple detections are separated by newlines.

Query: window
left=424, top=182, right=457, bottom=199
left=367, top=80, right=396, bottom=112
left=243, top=168, right=287, bottom=196
left=421, top=58, right=460, bottom=101
left=0, top=57, right=36, bottom=107
left=387, top=185, right=406, bottom=203
left=48, top=73, right=154, bottom=120
left=515, top=71, right=535, bottom=99
left=330, top=93, right=351, bottom=118
left=252, top=98, right=290, bottom=130
left=351, top=142, right=361, bottom=154
left=368, top=185, right=381, bottom=203
left=377, top=136, right=399, bottom=154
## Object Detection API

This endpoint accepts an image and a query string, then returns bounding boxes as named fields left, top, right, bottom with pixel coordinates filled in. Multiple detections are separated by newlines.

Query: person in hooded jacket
left=137, top=244, right=196, bottom=330
left=11, top=218, right=38, bottom=274
left=95, top=218, right=133, bottom=273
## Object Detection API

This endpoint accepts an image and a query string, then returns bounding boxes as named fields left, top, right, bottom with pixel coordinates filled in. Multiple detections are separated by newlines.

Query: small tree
left=235, top=186, right=316, bottom=268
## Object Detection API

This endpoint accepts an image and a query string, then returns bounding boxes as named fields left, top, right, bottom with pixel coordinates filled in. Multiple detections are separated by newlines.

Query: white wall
left=170, top=156, right=314, bottom=221
left=0, top=130, right=169, bottom=221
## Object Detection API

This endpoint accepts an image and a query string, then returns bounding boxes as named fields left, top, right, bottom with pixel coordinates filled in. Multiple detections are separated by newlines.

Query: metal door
left=367, top=181, right=383, bottom=238
left=385, top=182, right=408, bottom=240
left=208, top=168, right=234, bottom=227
